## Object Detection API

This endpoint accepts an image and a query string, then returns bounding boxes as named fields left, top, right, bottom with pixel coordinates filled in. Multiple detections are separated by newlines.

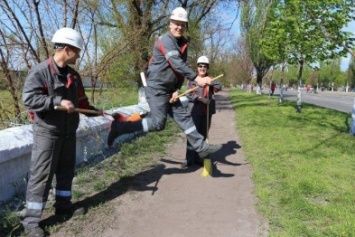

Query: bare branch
left=71, top=0, right=80, bottom=28
left=32, top=0, right=50, bottom=58
left=1, top=0, right=40, bottom=62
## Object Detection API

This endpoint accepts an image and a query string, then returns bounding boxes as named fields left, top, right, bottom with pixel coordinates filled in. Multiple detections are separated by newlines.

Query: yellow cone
left=201, top=158, right=212, bottom=177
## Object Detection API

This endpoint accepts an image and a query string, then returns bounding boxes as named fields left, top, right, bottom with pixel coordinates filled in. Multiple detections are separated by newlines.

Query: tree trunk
left=296, top=59, right=304, bottom=113
left=279, top=62, right=286, bottom=104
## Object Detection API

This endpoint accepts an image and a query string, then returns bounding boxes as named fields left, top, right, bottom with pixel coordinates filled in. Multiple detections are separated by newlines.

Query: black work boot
left=194, top=158, right=204, bottom=166
left=107, top=119, right=121, bottom=147
left=25, top=226, right=46, bottom=237
left=107, top=119, right=144, bottom=147
left=198, top=144, right=222, bottom=158
left=180, top=160, right=193, bottom=168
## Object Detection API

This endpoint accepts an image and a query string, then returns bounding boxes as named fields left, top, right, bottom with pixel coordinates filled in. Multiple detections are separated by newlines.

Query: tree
left=318, top=58, right=343, bottom=91
left=0, top=0, right=94, bottom=127
left=94, top=0, right=229, bottom=88
left=260, top=1, right=291, bottom=102
left=305, top=0, right=355, bottom=57
left=347, top=56, right=355, bottom=90
left=0, top=0, right=235, bottom=128
left=240, top=0, right=275, bottom=94
left=225, top=37, right=254, bottom=86
left=262, top=0, right=354, bottom=111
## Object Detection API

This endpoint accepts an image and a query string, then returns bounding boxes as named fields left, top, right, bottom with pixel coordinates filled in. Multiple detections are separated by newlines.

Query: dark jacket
left=22, top=57, right=97, bottom=135
left=147, top=31, right=197, bottom=94
left=187, top=77, right=222, bottom=116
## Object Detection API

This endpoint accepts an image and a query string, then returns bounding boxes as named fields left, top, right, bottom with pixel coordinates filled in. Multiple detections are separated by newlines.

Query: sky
left=341, top=20, right=355, bottom=71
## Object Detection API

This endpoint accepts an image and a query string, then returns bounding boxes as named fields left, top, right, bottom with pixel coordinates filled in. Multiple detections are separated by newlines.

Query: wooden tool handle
left=54, top=106, right=103, bottom=115
left=177, top=74, right=224, bottom=98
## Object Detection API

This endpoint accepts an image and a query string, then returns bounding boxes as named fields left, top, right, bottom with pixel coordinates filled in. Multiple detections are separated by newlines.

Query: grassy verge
left=230, top=89, right=355, bottom=236
left=3, top=88, right=355, bottom=236
left=0, top=85, right=177, bottom=236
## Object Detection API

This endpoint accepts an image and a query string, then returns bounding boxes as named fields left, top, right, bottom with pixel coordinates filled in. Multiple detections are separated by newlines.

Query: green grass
left=230, top=89, right=355, bottom=237
left=0, top=117, right=181, bottom=236
left=2, top=88, right=355, bottom=236
left=0, top=85, right=180, bottom=236
left=87, top=87, right=140, bottom=110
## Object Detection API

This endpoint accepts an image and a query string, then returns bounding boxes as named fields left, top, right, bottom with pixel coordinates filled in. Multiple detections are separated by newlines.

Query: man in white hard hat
left=182, top=56, right=222, bottom=168
left=21, top=27, right=103, bottom=237
left=108, top=7, right=222, bottom=160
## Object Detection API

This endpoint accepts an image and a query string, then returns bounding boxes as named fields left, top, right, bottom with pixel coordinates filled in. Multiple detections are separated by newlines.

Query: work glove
left=198, top=97, right=210, bottom=105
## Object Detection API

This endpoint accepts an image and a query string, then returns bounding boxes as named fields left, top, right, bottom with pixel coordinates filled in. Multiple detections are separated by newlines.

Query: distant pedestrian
left=306, top=84, right=311, bottom=93
left=270, top=81, right=276, bottom=96
left=182, top=56, right=222, bottom=168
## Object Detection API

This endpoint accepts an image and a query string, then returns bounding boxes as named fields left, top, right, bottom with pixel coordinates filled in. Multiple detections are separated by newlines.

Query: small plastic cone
left=201, top=158, right=212, bottom=177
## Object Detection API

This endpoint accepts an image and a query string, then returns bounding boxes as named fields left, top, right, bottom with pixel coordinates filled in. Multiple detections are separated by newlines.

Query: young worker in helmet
left=108, top=7, right=222, bottom=160
left=21, top=28, right=103, bottom=237
left=182, top=56, right=222, bottom=168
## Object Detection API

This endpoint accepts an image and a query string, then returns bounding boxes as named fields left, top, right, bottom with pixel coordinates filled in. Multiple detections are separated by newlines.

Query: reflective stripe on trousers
left=21, top=127, right=76, bottom=228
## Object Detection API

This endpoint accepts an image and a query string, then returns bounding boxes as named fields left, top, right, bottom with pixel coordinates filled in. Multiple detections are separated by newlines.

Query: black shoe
left=194, top=158, right=204, bottom=167
left=107, top=120, right=122, bottom=147
left=25, top=226, right=46, bottom=237
left=198, top=144, right=222, bottom=158
left=55, top=206, right=86, bottom=217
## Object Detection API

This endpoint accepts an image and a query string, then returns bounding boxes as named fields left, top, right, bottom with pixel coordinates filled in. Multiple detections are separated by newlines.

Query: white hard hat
left=51, top=27, right=83, bottom=50
left=170, top=7, right=188, bottom=22
left=197, top=56, right=209, bottom=65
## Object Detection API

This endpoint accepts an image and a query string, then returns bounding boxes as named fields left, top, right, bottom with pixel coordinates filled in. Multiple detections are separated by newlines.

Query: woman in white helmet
left=21, top=27, right=102, bottom=237
left=182, top=56, right=222, bottom=168
left=107, top=7, right=223, bottom=161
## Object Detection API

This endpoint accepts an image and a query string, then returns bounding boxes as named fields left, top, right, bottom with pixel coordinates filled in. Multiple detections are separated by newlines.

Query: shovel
left=54, top=106, right=145, bottom=122
left=177, top=74, right=224, bottom=99
left=201, top=86, right=212, bottom=177
left=54, top=106, right=111, bottom=115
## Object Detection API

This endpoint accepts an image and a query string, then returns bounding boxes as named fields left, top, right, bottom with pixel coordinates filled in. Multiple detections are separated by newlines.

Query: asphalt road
left=265, top=88, right=355, bottom=113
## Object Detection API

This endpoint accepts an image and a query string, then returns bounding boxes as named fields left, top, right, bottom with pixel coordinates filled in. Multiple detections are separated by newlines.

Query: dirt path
left=94, top=89, right=268, bottom=237
left=44, top=89, right=268, bottom=237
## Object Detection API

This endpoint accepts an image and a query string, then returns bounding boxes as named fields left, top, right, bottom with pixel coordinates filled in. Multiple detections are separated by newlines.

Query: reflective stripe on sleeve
left=165, top=50, right=179, bottom=60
